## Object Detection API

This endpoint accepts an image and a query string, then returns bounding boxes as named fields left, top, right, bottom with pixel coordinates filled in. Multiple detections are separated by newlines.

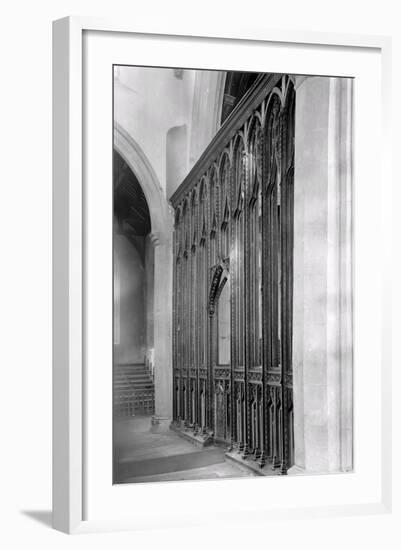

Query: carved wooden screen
left=171, top=74, right=295, bottom=473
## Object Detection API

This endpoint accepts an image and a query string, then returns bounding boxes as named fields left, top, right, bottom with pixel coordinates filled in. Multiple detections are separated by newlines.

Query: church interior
left=112, top=66, right=353, bottom=483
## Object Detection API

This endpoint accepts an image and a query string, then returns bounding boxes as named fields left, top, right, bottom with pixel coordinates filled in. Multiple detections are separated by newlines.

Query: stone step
left=115, top=400, right=154, bottom=407
left=114, top=393, right=154, bottom=398
left=114, top=375, right=152, bottom=382
left=114, top=365, right=148, bottom=370
left=114, top=394, right=154, bottom=401
left=115, top=376, right=152, bottom=382
left=114, top=364, right=155, bottom=415
left=114, top=393, right=154, bottom=399
left=117, top=448, right=226, bottom=479
left=114, top=370, right=149, bottom=378
left=114, top=373, right=149, bottom=380
left=114, top=380, right=153, bottom=387
left=114, top=383, right=153, bottom=388
left=115, top=364, right=147, bottom=371
left=115, top=364, right=147, bottom=367
left=114, top=385, right=154, bottom=391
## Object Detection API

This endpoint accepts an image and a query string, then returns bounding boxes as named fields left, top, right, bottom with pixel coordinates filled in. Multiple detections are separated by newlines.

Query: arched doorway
left=113, top=150, right=155, bottom=417
left=114, top=123, right=174, bottom=431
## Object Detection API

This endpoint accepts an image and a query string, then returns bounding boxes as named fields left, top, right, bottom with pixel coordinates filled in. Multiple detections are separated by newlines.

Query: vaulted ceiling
left=221, top=71, right=261, bottom=124
left=113, top=150, right=151, bottom=237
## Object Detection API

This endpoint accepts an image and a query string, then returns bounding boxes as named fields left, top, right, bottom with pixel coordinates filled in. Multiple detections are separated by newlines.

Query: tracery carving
left=214, top=367, right=230, bottom=379
left=171, top=74, right=295, bottom=473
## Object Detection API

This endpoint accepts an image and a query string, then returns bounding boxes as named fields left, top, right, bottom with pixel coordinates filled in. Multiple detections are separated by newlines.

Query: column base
left=225, top=450, right=277, bottom=477
left=150, top=415, right=171, bottom=432
left=170, top=421, right=214, bottom=447
left=287, top=464, right=306, bottom=476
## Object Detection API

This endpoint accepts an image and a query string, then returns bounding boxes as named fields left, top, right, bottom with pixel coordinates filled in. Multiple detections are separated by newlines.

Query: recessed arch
left=113, top=150, right=151, bottom=236
left=114, top=121, right=174, bottom=427
left=114, top=122, right=173, bottom=242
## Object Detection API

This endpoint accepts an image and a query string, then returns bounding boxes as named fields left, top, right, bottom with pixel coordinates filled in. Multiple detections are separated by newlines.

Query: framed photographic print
left=52, top=17, right=392, bottom=534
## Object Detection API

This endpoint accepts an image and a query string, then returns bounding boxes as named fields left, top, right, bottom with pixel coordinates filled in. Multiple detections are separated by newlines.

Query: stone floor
left=114, top=415, right=256, bottom=484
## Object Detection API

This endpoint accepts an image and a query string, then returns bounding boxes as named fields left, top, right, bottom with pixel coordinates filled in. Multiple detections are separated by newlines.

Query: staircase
left=113, top=363, right=155, bottom=417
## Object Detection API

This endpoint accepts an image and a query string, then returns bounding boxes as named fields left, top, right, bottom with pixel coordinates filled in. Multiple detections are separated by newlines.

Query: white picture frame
left=52, top=16, right=392, bottom=534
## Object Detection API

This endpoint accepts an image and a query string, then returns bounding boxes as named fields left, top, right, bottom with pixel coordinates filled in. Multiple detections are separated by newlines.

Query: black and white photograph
left=112, top=66, right=353, bottom=484
left=1, top=0, right=397, bottom=543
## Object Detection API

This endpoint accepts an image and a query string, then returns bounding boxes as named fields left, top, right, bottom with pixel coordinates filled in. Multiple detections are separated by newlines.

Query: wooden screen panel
left=171, top=75, right=295, bottom=473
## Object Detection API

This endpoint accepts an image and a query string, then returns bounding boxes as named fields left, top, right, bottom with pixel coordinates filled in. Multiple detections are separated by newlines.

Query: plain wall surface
left=114, top=65, right=225, bottom=199
left=114, top=234, right=146, bottom=364
left=292, top=77, right=353, bottom=473
left=1, top=1, right=399, bottom=548
left=166, top=124, right=188, bottom=198
left=114, top=66, right=196, bottom=196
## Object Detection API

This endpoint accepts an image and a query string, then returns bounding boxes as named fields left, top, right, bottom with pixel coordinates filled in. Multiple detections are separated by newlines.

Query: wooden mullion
left=243, top=147, right=250, bottom=458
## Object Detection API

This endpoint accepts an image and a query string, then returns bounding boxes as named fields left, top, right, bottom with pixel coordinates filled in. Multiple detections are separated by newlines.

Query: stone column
left=151, top=231, right=174, bottom=431
left=290, top=76, right=353, bottom=473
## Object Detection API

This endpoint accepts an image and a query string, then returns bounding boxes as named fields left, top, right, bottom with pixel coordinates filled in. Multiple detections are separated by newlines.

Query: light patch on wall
left=166, top=124, right=187, bottom=198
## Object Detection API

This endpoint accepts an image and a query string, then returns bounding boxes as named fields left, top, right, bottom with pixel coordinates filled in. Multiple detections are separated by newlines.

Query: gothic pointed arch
left=114, top=122, right=174, bottom=241
left=114, top=121, right=174, bottom=425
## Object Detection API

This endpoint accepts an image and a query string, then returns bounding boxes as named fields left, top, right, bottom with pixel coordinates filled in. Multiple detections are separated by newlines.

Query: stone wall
left=291, top=76, right=353, bottom=473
